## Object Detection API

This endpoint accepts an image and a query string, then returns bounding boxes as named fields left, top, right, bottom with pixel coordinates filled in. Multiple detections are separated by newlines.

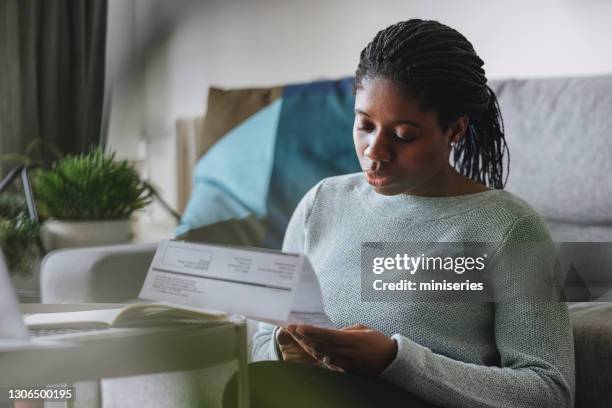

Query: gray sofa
left=41, top=73, right=612, bottom=407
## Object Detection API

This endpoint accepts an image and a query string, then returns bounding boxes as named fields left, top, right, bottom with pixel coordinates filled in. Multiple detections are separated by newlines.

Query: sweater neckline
left=355, top=174, right=503, bottom=221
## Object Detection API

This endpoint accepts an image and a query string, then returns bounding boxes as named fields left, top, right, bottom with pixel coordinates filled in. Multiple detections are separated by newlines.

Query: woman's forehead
left=355, top=77, right=434, bottom=125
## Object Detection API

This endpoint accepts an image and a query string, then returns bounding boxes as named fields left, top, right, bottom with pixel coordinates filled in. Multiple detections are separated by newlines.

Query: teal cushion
left=176, top=77, right=361, bottom=248
left=175, top=98, right=281, bottom=237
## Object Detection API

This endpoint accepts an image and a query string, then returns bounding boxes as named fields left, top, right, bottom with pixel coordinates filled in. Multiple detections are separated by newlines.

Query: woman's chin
left=371, top=185, right=402, bottom=195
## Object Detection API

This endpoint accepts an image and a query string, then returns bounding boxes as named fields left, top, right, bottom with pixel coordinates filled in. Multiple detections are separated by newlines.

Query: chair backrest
left=40, top=244, right=157, bottom=303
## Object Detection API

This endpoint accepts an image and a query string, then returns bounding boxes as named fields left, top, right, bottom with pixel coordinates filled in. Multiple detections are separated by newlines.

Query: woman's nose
left=365, top=131, right=392, bottom=163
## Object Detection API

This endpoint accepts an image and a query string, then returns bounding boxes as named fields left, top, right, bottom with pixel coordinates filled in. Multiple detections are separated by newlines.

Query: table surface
left=2, top=304, right=247, bottom=387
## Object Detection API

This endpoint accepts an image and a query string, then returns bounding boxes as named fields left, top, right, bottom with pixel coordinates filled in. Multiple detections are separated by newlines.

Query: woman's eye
left=394, top=134, right=416, bottom=143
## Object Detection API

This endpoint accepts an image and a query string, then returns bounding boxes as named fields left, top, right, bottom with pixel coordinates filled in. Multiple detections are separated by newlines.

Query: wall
left=104, top=0, right=612, bottom=235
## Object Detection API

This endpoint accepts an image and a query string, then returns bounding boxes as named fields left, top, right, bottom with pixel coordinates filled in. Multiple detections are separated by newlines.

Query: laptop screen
left=0, top=250, right=29, bottom=340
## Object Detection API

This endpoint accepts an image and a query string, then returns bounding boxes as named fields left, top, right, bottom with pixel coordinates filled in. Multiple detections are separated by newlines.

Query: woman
left=225, top=19, right=575, bottom=408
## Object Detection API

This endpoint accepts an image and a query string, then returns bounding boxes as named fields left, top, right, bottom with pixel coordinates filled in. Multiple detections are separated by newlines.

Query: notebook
left=24, top=301, right=228, bottom=329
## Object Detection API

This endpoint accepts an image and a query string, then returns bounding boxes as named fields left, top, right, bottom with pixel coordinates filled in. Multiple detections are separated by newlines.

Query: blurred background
left=3, top=0, right=612, bottom=240
left=103, top=0, right=612, bottom=236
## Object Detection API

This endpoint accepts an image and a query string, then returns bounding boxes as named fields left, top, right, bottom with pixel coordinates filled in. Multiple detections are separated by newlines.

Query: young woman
left=226, top=19, right=575, bottom=408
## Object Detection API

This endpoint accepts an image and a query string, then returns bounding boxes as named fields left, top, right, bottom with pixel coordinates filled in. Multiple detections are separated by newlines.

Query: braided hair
left=354, top=19, right=509, bottom=189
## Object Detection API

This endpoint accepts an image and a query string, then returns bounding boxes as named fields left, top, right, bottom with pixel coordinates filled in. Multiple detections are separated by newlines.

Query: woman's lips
left=365, top=170, right=394, bottom=187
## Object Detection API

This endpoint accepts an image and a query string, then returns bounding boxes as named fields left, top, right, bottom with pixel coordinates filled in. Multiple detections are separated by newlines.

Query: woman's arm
left=378, top=214, right=575, bottom=408
left=250, top=180, right=325, bottom=362
left=381, top=302, right=574, bottom=408
left=293, top=213, right=574, bottom=408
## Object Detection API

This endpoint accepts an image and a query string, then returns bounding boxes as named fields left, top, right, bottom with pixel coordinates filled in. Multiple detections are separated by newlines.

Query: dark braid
left=354, top=19, right=510, bottom=189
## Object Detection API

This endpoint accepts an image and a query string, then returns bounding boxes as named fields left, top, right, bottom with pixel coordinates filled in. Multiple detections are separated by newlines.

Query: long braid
left=354, top=19, right=510, bottom=189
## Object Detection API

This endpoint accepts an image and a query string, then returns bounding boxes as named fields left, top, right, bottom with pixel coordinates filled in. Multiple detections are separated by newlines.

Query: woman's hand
left=286, top=324, right=398, bottom=377
left=275, top=327, right=320, bottom=366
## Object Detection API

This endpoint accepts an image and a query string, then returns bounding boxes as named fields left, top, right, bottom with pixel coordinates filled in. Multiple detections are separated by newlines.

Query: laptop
left=0, top=251, right=29, bottom=341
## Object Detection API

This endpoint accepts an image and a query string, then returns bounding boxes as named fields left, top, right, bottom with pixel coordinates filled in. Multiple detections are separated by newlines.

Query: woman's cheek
left=353, top=130, right=362, bottom=149
left=353, top=131, right=369, bottom=163
left=397, top=149, right=441, bottom=188
left=397, top=144, right=432, bottom=172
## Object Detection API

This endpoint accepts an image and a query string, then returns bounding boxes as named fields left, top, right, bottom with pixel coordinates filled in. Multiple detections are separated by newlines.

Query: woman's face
left=353, top=76, right=467, bottom=196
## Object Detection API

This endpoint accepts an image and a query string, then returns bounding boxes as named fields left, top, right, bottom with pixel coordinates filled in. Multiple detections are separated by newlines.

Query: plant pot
left=41, top=219, right=133, bottom=252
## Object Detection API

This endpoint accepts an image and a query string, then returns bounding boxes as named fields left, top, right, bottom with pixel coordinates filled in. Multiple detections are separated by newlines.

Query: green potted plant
left=0, top=193, right=43, bottom=301
left=33, top=148, right=153, bottom=251
left=0, top=193, right=42, bottom=273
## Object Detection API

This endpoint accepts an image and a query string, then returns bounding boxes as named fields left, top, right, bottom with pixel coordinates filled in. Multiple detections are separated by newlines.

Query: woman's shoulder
left=478, top=189, right=552, bottom=241
left=484, top=189, right=546, bottom=223
left=293, top=173, right=365, bottom=226
left=293, top=173, right=361, bottom=219
left=317, top=172, right=364, bottom=192
left=301, top=172, right=364, bottom=206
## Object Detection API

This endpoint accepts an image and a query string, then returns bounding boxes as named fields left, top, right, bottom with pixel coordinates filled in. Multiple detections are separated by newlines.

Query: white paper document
left=139, top=240, right=334, bottom=328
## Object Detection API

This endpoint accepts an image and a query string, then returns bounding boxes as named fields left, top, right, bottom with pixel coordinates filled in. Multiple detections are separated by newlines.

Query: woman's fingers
left=276, top=327, right=295, bottom=346
left=307, top=341, right=355, bottom=357
left=292, top=337, right=327, bottom=359
left=341, top=324, right=369, bottom=331
left=283, top=353, right=318, bottom=365
left=325, top=354, right=352, bottom=372
left=283, top=326, right=323, bottom=357
left=278, top=327, right=324, bottom=362
left=282, top=323, right=382, bottom=374
left=289, top=335, right=331, bottom=357
left=278, top=341, right=319, bottom=364
left=283, top=323, right=395, bottom=377
left=292, top=325, right=356, bottom=346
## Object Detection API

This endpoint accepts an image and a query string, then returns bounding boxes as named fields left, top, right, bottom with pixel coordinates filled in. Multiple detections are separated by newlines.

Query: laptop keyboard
left=29, top=327, right=107, bottom=337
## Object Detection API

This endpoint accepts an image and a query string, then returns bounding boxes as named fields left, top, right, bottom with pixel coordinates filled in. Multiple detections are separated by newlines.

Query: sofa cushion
left=488, top=75, right=612, bottom=236
left=176, top=77, right=361, bottom=248
left=546, top=220, right=612, bottom=242
left=176, top=98, right=283, bottom=240
left=198, top=86, right=283, bottom=159
left=263, top=78, right=360, bottom=247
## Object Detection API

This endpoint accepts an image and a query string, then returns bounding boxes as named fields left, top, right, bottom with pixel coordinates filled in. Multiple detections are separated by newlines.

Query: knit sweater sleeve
left=250, top=180, right=324, bottom=362
left=379, top=213, right=576, bottom=408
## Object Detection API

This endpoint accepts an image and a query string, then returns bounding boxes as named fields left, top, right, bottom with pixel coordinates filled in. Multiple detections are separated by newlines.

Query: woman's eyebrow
left=354, top=108, right=423, bottom=129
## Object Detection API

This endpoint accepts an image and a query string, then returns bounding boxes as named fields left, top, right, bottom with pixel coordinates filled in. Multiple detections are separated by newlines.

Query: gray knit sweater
left=251, top=172, right=575, bottom=408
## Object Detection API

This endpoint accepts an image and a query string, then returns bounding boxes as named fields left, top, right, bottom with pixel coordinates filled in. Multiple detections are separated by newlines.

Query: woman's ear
left=448, top=115, right=470, bottom=145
